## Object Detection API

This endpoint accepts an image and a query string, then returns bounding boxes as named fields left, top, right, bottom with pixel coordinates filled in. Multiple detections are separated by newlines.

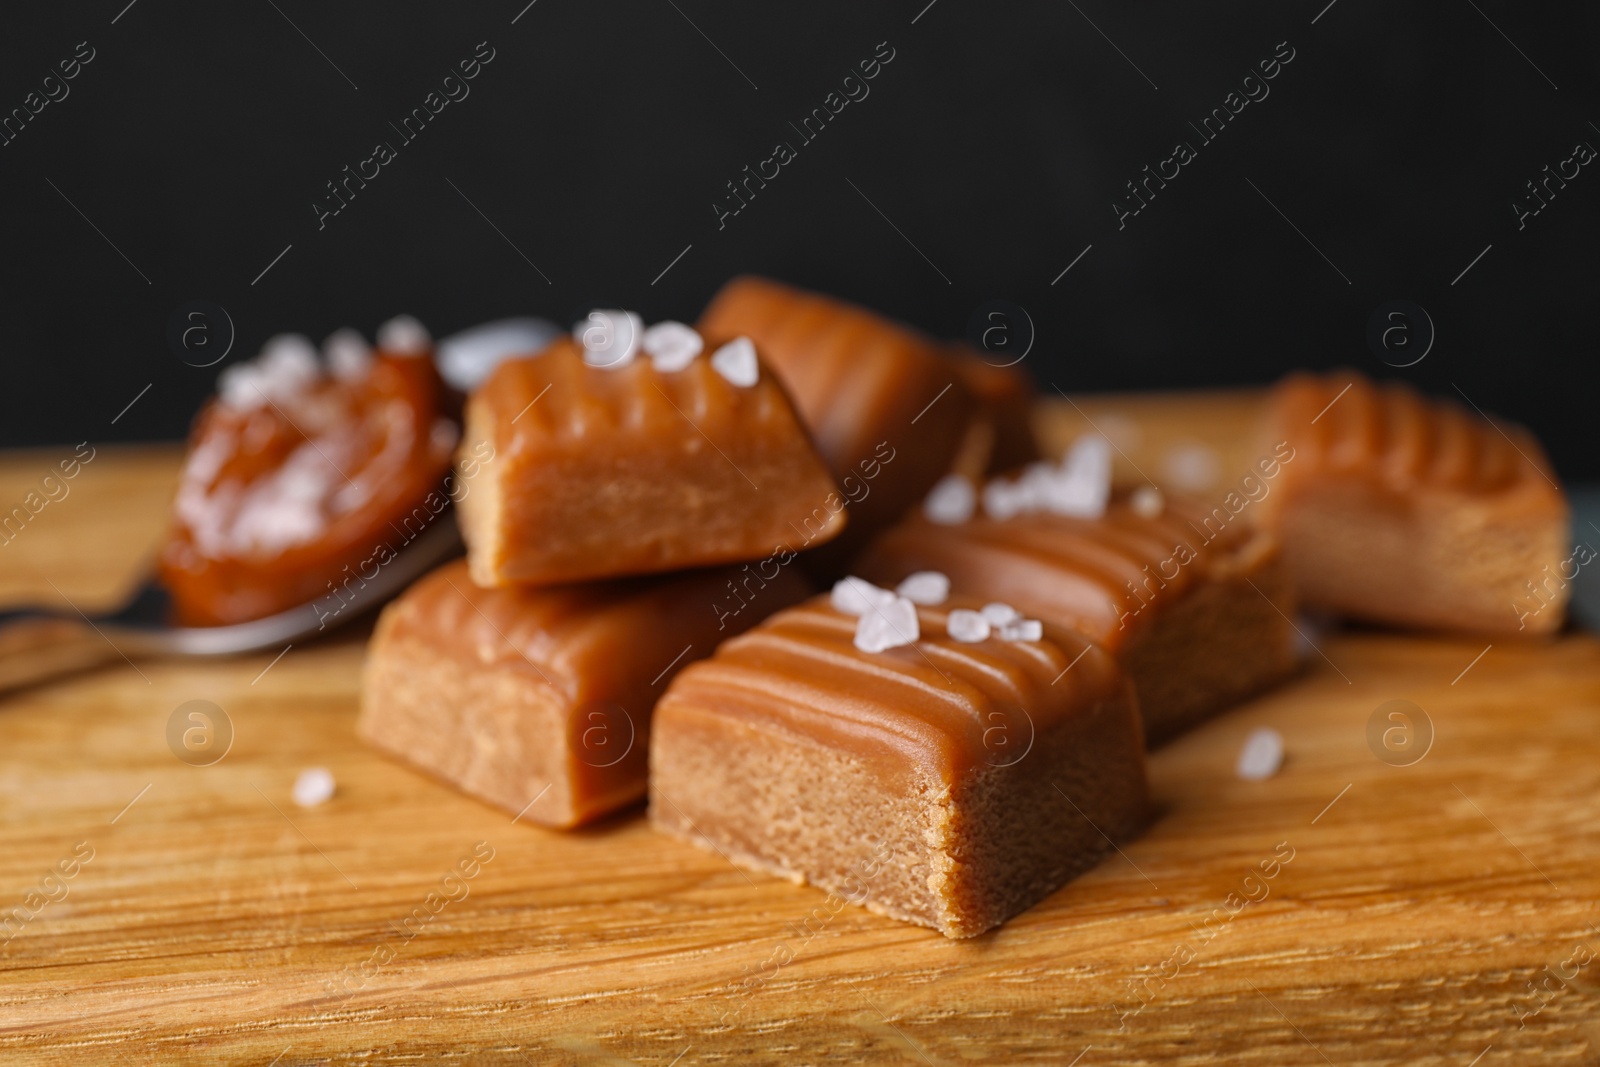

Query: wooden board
left=2, top=402, right=1599, bottom=1067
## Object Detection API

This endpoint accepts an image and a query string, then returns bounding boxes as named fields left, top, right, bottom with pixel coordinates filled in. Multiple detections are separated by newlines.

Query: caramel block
left=1256, top=371, right=1570, bottom=635
left=457, top=337, right=843, bottom=587
left=699, top=276, right=977, bottom=566
left=943, top=344, right=1040, bottom=477
left=650, top=595, right=1147, bottom=938
left=359, top=559, right=811, bottom=828
left=856, top=491, right=1297, bottom=745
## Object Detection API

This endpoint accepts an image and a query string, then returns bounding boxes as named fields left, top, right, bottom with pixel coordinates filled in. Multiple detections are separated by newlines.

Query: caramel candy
left=856, top=489, right=1297, bottom=745
left=698, top=276, right=977, bottom=567
left=650, top=592, right=1147, bottom=938
left=943, top=344, right=1040, bottom=478
left=160, top=328, right=455, bottom=626
left=457, top=332, right=844, bottom=587
left=1256, top=371, right=1570, bottom=635
left=359, top=559, right=811, bottom=828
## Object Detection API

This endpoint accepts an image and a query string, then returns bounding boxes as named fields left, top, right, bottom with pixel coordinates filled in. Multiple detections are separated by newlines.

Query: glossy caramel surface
left=1265, top=371, right=1563, bottom=504
left=856, top=492, right=1268, bottom=654
left=380, top=558, right=810, bottom=704
left=697, top=276, right=977, bottom=563
left=160, top=353, right=454, bottom=626
left=656, top=593, right=1127, bottom=786
left=461, top=337, right=844, bottom=585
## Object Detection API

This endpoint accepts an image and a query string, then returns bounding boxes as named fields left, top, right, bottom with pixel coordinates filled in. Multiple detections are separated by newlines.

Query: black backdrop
left=3, top=1, right=1596, bottom=476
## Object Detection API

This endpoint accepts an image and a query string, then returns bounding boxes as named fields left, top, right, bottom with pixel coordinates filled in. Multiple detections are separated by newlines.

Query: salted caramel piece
left=1256, top=371, right=1570, bottom=635
left=160, top=329, right=455, bottom=626
left=942, top=344, right=1040, bottom=478
left=650, top=593, right=1147, bottom=938
left=698, top=276, right=977, bottom=567
left=457, top=333, right=844, bottom=587
left=855, top=490, right=1297, bottom=745
left=359, top=559, right=811, bottom=828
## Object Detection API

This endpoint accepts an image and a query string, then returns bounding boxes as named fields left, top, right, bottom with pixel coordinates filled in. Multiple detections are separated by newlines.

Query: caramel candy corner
left=699, top=276, right=978, bottom=568
left=649, top=593, right=1148, bottom=938
left=856, top=489, right=1298, bottom=746
left=358, top=559, right=812, bottom=828
left=942, top=343, right=1040, bottom=477
left=457, top=336, right=844, bottom=588
left=1257, top=370, right=1570, bottom=635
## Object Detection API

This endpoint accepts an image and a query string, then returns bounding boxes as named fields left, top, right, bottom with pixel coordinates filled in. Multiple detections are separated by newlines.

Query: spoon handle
left=0, top=613, right=128, bottom=694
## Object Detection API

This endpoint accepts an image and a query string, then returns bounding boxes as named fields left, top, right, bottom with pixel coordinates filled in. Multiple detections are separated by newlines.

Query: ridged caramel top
left=476, top=336, right=811, bottom=461
left=1264, top=371, right=1562, bottom=503
left=699, top=277, right=968, bottom=475
left=855, top=492, right=1272, bottom=654
left=380, top=559, right=811, bottom=706
left=656, top=594, right=1129, bottom=786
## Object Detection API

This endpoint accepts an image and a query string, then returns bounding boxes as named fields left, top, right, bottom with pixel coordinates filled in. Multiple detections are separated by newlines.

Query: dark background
left=2, top=1, right=1596, bottom=475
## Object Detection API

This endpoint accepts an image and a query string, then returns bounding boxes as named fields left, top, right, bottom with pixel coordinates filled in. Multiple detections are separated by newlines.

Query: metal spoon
left=0, top=513, right=462, bottom=693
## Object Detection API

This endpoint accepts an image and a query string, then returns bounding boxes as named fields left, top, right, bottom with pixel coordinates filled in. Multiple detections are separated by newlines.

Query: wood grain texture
left=1, top=403, right=1598, bottom=1066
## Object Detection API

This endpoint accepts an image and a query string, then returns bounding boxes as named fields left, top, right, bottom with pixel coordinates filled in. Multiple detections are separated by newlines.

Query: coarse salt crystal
left=255, top=334, right=321, bottom=402
left=946, top=609, right=990, bottom=643
left=1130, top=484, right=1165, bottom=519
left=710, top=336, right=759, bottom=387
left=1235, top=727, right=1285, bottom=781
left=923, top=474, right=975, bottom=524
left=999, top=618, right=1043, bottom=642
left=217, top=362, right=267, bottom=410
left=981, top=602, right=1020, bottom=625
left=853, top=595, right=919, bottom=653
left=1042, top=434, right=1112, bottom=518
left=576, top=309, right=642, bottom=368
left=323, top=328, right=372, bottom=382
left=642, top=320, right=703, bottom=372
left=293, top=766, right=336, bottom=807
left=896, top=571, right=950, bottom=605
left=831, top=576, right=896, bottom=617
left=1164, top=442, right=1220, bottom=492
left=982, top=478, right=1026, bottom=520
left=435, top=317, right=560, bottom=391
left=376, top=315, right=431, bottom=355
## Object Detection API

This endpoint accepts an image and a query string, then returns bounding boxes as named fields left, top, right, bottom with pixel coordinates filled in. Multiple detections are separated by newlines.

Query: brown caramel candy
left=698, top=276, right=977, bottom=567
left=942, top=343, right=1040, bottom=477
left=359, top=559, right=811, bottom=828
left=160, top=334, right=454, bottom=627
left=457, top=336, right=843, bottom=587
left=856, top=490, right=1297, bottom=745
left=1256, top=371, right=1570, bottom=635
left=650, top=594, right=1147, bottom=938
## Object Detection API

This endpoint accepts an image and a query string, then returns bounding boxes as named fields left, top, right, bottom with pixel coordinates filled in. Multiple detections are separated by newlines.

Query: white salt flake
left=435, top=317, right=560, bottom=391
left=710, top=336, right=759, bottom=387
left=831, top=576, right=896, bottom=617
left=1041, top=434, right=1112, bottom=518
left=217, top=362, right=267, bottom=410
left=1130, top=484, right=1165, bottom=519
left=896, top=571, right=950, bottom=606
left=853, top=596, right=920, bottom=653
left=376, top=314, right=431, bottom=355
left=923, top=474, right=975, bottom=524
left=576, top=309, right=642, bottom=368
left=293, top=766, right=336, bottom=807
left=946, top=609, right=991, bottom=643
left=1164, top=442, right=1220, bottom=492
left=322, top=328, right=372, bottom=382
left=642, top=320, right=703, bottom=372
left=999, top=618, right=1044, bottom=642
left=1235, top=727, right=1285, bottom=781
left=254, top=334, right=321, bottom=403
left=981, top=602, right=1020, bottom=626
left=982, top=477, right=1026, bottom=520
